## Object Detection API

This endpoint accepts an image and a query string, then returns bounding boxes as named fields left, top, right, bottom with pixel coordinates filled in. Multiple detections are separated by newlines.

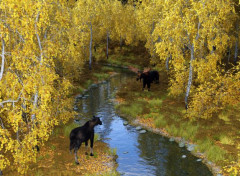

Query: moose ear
left=92, top=115, right=96, bottom=119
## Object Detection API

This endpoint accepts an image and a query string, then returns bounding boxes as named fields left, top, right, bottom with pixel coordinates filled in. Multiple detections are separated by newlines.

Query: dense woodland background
left=0, top=0, right=240, bottom=175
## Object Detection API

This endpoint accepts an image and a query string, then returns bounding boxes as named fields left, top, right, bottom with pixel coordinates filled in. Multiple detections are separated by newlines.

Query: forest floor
left=103, top=44, right=240, bottom=176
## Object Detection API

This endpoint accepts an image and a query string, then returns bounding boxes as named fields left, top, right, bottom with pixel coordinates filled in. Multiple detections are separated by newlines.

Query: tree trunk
left=0, top=38, right=5, bottom=82
left=120, top=35, right=123, bottom=50
left=106, top=31, right=109, bottom=59
left=89, top=22, right=93, bottom=70
left=151, top=22, right=155, bottom=58
left=234, top=22, right=239, bottom=65
left=166, top=55, right=171, bottom=71
left=227, top=47, right=231, bottom=63
left=185, top=44, right=195, bottom=110
left=31, top=91, right=38, bottom=122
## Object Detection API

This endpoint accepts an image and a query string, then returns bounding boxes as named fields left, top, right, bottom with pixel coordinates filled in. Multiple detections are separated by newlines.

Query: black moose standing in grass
left=69, top=116, right=102, bottom=164
left=129, top=66, right=159, bottom=91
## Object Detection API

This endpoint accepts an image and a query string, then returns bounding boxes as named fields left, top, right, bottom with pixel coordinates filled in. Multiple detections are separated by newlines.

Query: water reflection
left=75, top=69, right=212, bottom=176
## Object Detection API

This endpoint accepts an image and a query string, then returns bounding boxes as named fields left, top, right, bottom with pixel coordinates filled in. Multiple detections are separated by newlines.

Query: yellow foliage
left=0, top=0, right=75, bottom=174
left=0, top=0, right=239, bottom=174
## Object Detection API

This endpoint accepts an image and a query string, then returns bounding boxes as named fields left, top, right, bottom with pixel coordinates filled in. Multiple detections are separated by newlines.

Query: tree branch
left=0, top=92, right=22, bottom=107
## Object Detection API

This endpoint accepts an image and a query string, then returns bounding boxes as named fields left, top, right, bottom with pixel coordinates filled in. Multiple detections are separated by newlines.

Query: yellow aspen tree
left=136, top=0, right=163, bottom=63
left=98, top=0, right=114, bottom=59
left=73, top=0, right=101, bottom=70
left=113, top=2, right=138, bottom=46
left=0, top=0, right=74, bottom=174
left=111, top=1, right=127, bottom=48
left=153, top=0, right=238, bottom=118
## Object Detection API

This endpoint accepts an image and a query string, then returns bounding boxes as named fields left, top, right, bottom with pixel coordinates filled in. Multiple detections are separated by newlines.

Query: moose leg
left=69, top=140, right=75, bottom=154
left=156, top=74, right=159, bottom=84
left=90, top=134, right=94, bottom=156
left=74, top=142, right=81, bottom=164
left=143, top=81, right=146, bottom=91
left=85, top=141, right=88, bottom=155
left=147, top=82, right=151, bottom=91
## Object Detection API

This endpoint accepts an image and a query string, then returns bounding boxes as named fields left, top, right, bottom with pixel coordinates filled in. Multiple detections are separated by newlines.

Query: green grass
left=169, top=114, right=181, bottom=121
left=149, top=98, right=163, bottom=107
left=35, top=170, right=44, bottom=176
left=84, top=171, right=120, bottom=176
left=178, top=122, right=198, bottom=141
left=101, top=66, right=114, bottom=72
left=50, top=145, right=56, bottom=151
left=197, top=139, right=214, bottom=153
left=143, top=112, right=159, bottom=119
left=94, top=133, right=100, bottom=142
left=108, top=57, right=123, bottom=66
left=93, top=73, right=110, bottom=81
left=117, top=102, right=144, bottom=118
left=206, top=145, right=226, bottom=163
left=52, top=128, right=60, bottom=137
left=218, top=112, right=230, bottom=122
left=63, top=123, right=79, bottom=137
left=154, top=114, right=167, bottom=128
left=219, top=135, right=234, bottom=145
left=84, top=80, right=94, bottom=89
left=166, top=124, right=179, bottom=136
left=107, top=148, right=117, bottom=156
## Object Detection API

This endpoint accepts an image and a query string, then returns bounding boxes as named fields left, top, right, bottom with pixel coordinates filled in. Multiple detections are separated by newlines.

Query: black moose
left=69, top=116, right=102, bottom=164
left=136, top=70, right=159, bottom=91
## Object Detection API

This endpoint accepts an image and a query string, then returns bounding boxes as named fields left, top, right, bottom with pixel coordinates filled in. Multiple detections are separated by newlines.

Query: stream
left=74, top=68, right=213, bottom=176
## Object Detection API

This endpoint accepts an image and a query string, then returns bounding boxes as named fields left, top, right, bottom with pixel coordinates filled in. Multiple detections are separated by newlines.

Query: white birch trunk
left=185, top=44, right=195, bottom=109
left=0, top=38, right=5, bottom=82
left=89, top=22, right=93, bottom=70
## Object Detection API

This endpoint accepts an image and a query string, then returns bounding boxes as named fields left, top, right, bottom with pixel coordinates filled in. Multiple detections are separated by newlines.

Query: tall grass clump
left=206, top=145, right=226, bottom=163
left=219, top=135, right=234, bottom=145
left=94, top=133, right=100, bottom=142
left=93, top=73, right=109, bottom=81
left=197, top=139, right=214, bottom=153
left=107, top=148, right=117, bottom=156
left=154, top=114, right=167, bottom=128
left=149, top=99, right=163, bottom=107
left=178, top=122, right=198, bottom=140
left=101, top=66, right=114, bottom=72
left=166, top=124, right=179, bottom=136
left=117, top=103, right=144, bottom=118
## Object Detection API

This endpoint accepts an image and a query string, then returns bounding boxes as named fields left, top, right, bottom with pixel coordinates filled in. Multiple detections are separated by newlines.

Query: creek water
left=74, top=69, right=213, bottom=176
